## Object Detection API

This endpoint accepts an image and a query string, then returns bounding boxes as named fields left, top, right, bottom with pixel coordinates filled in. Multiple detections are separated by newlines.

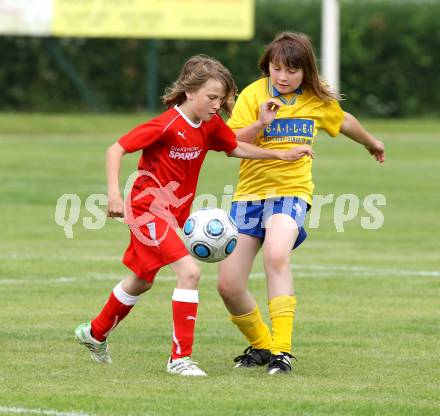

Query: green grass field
left=0, top=114, right=439, bottom=416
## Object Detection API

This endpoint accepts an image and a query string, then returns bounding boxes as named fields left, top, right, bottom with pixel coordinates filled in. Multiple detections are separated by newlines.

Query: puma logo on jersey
left=177, top=130, right=186, bottom=140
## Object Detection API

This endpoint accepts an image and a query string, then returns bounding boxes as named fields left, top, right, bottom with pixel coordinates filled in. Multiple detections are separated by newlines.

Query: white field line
left=0, top=406, right=92, bottom=416
left=0, top=264, right=439, bottom=286
left=2, top=252, right=439, bottom=276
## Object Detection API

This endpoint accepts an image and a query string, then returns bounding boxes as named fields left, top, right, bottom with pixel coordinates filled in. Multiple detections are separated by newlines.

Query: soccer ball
left=182, top=208, right=238, bottom=263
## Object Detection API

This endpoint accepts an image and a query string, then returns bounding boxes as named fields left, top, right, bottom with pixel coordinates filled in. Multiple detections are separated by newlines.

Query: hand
left=258, top=99, right=282, bottom=127
left=365, top=139, right=385, bottom=164
left=280, top=145, right=315, bottom=162
left=107, top=193, right=125, bottom=218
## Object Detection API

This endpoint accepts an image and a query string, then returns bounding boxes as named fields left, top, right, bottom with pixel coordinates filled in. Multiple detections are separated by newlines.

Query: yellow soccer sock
left=269, top=295, right=296, bottom=355
left=230, top=305, right=272, bottom=350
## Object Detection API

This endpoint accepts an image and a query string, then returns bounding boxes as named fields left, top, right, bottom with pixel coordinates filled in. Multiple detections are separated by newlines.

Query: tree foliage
left=1, top=0, right=438, bottom=116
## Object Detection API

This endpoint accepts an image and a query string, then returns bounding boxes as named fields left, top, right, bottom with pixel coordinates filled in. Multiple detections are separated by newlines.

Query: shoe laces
left=92, top=339, right=108, bottom=356
left=269, top=352, right=297, bottom=371
left=234, top=346, right=266, bottom=365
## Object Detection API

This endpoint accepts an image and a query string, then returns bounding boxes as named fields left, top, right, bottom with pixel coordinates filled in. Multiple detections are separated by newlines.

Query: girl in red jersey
left=75, top=55, right=314, bottom=376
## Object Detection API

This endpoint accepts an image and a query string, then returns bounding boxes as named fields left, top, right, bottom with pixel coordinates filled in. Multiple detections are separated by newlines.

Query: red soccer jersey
left=118, top=106, right=237, bottom=227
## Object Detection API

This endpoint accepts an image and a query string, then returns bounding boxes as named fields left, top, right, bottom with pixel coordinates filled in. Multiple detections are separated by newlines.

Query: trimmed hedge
left=1, top=0, right=438, bottom=116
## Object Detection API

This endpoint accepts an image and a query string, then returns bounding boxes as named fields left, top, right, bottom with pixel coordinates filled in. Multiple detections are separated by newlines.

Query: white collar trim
left=174, top=105, right=202, bottom=128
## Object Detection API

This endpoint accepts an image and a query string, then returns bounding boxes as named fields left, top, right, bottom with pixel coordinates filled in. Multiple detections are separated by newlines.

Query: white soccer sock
left=113, top=282, right=140, bottom=306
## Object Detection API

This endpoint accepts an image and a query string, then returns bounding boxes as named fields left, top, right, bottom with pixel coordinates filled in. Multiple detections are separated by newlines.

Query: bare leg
left=121, top=274, right=154, bottom=296
left=169, top=255, right=201, bottom=289
left=263, top=214, right=299, bottom=299
left=217, top=233, right=261, bottom=315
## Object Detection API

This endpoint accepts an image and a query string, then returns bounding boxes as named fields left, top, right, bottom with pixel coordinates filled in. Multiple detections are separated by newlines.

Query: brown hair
left=259, top=32, right=340, bottom=101
left=162, top=55, right=237, bottom=116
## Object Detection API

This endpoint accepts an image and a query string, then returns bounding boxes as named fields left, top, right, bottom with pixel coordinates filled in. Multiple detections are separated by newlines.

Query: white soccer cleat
left=75, top=322, right=112, bottom=364
left=166, top=356, right=207, bottom=376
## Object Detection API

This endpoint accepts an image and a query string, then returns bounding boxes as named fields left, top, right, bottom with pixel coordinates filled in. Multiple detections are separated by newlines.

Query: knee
left=217, top=270, right=242, bottom=302
left=122, top=276, right=153, bottom=296
left=264, top=247, right=290, bottom=273
left=217, top=276, right=230, bottom=299
left=176, top=264, right=201, bottom=289
left=139, top=280, right=154, bottom=293
left=217, top=265, right=229, bottom=297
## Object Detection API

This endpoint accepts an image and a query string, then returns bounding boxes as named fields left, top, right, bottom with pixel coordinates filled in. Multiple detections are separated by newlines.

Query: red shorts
left=122, top=218, right=189, bottom=282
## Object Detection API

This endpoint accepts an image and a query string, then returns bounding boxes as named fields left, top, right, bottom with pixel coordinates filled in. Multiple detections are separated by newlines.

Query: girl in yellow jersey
left=217, top=32, right=385, bottom=375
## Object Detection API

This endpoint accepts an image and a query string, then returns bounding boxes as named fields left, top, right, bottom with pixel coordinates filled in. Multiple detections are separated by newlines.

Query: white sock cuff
left=172, top=288, right=199, bottom=303
left=113, top=282, right=139, bottom=306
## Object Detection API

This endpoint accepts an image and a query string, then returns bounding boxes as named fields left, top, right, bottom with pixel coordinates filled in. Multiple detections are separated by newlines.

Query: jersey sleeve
left=227, top=86, right=258, bottom=130
left=320, top=99, right=344, bottom=137
left=118, top=117, right=164, bottom=153
left=208, top=115, right=238, bottom=153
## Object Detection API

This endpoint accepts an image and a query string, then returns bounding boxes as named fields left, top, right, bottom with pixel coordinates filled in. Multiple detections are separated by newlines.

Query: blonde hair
left=162, top=55, right=237, bottom=116
left=259, top=32, right=340, bottom=101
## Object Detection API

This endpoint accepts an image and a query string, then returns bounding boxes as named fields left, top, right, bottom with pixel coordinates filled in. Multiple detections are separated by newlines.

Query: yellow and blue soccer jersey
left=228, top=77, right=344, bottom=205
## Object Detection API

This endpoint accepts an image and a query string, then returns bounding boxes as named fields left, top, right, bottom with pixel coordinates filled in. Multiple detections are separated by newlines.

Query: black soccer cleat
left=233, top=346, right=271, bottom=368
left=267, top=352, right=297, bottom=375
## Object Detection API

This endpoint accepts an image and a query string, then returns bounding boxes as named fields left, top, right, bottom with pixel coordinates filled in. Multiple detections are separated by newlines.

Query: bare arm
left=106, top=142, right=126, bottom=217
left=340, top=112, right=386, bottom=164
left=234, top=98, right=282, bottom=143
left=228, top=141, right=314, bottom=162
